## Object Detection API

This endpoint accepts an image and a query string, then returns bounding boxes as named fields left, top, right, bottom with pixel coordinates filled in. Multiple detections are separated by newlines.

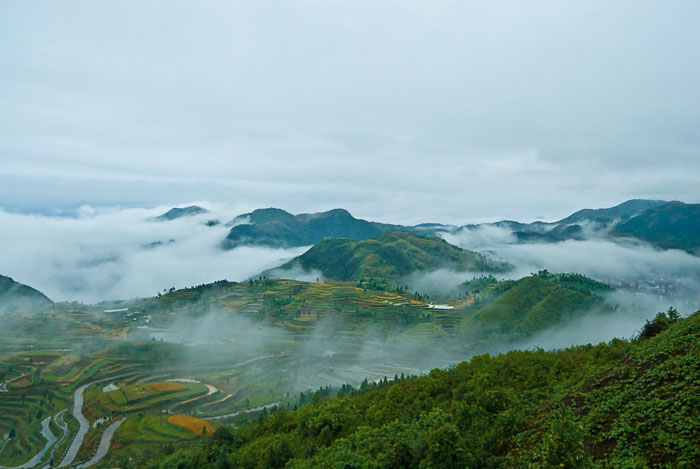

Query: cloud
left=444, top=225, right=700, bottom=315
left=0, top=1, right=698, bottom=223
left=0, top=205, right=308, bottom=303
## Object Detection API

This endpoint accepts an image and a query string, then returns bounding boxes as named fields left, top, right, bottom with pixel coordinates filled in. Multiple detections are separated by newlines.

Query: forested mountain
left=269, top=232, right=510, bottom=286
left=217, top=200, right=699, bottom=255
left=221, top=208, right=418, bottom=249
left=0, top=274, right=53, bottom=313
left=459, top=271, right=612, bottom=347
left=556, top=198, right=667, bottom=225
left=143, top=308, right=700, bottom=468
left=613, top=201, right=700, bottom=254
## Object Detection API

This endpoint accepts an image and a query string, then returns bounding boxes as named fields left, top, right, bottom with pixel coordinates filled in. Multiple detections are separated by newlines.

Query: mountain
left=269, top=232, right=510, bottom=285
left=0, top=274, right=53, bottom=312
left=461, top=199, right=674, bottom=245
left=143, top=309, right=700, bottom=468
left=613, top=201, right=700, bottom=254
left=222, top=208, right=415, bottom=249
left=459, top=271, right=612, bottom=345
left=154, top=205, right=209, bottom=221
left=556, top=198, right=667, bottom=225
left=219, top=200, right=685, bottom=251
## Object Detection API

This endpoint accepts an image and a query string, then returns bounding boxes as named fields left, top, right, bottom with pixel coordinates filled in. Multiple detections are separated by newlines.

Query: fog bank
left=0, top=205, right=308, bottom=303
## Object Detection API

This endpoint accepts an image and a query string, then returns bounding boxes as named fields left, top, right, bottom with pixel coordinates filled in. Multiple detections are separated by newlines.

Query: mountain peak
left=154, top=205, right=209, bottom=221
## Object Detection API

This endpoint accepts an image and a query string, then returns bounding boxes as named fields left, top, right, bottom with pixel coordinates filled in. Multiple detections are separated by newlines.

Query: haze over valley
left=2, top=1, right=699, bottom=467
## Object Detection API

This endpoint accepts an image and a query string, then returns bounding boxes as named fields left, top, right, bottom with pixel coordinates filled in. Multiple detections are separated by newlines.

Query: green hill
left=0, top=274, right=53, bottom=313
left=142, top=308, right=700, bottom=468
left=557, top=198, right=667, bottom=225
left=221, top=208, right=416, bottom=249
left=613, top=201, right=700, bottom=254
left=269, top=232, right=510, bottom=286
left=460, top=271, right=612, bottom=345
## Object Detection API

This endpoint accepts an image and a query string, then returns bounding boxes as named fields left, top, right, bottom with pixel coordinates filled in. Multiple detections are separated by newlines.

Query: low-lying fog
left=0, top=204, right=308, bottom=303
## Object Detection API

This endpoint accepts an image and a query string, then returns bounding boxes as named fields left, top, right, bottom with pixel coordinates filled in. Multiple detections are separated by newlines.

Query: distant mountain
left=217, top=200, right=693, bottom=253
left=460, top=271, right=612, bottom=345
left=556, top=199, right=667, bottom=225
left=613, top=202, right=700, bottom=254
left=0, top=275, right=53, bottom=312
left=222, top=208, right=416, bottom=249
left=154, top=205, right=209, bottom=221
left=268, top=232, right=510, bottom=286
left=461, top=199, right=676, bottom=245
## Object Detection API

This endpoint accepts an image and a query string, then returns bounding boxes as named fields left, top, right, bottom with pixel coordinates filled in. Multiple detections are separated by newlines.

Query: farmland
left=0, top=272, right=621, bottom=467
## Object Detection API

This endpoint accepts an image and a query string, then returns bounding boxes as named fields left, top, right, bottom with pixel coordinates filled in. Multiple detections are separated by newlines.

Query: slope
left=154, top=205, right=209, bottom=221
left=613, top=201, right=700, bottom=254
left=143, top=309, right=700, bottom=468
left=221, top=208, right=414, bottom=249
left=269, top=232, right=510, bottom=286
left=459, top=271, right=612, bottom=345
left=0, top=274, right=53, bottom=313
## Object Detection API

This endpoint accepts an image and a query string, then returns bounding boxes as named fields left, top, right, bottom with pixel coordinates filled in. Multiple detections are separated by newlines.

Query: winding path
left=48, top=409, right=68, bottom=465
left=56, top=353, right=282, bottom=467
left=57, top=381, right=93, bottom=467
left=0, top=374, right=25, bottom=393
left=0, top=413, right=58, bottom=469
left=77, top=418, right=125, bottom=468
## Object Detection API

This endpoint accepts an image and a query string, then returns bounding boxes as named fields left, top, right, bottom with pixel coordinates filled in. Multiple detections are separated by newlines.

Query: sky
left=1, top=1, right=699, bottom=225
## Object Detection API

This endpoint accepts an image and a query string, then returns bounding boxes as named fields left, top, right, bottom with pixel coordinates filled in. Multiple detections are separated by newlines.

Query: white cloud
left=0, top=205, right=308, bottom=303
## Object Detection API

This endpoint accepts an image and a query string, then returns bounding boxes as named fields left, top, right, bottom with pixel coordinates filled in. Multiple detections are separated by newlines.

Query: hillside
left=459, top=271, right=612, bottom=346
left=221, top=208, right=415, bottom=249
left=154, top=205, right=209, bottom=221
left=0, top=274, right=53, bottom=313
left=613, top=201, right=700, bottom=254
left=142, top=308, right=700, bottom=468
left=464, top=199, right=673, bottom=245
left=556, top=198, right=667, bottom=225
left=269, top=232, right=510, bottom=286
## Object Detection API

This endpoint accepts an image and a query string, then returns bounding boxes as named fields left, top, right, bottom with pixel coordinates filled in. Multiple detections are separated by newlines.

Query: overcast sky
left=1, top=1, right=698, bottom=225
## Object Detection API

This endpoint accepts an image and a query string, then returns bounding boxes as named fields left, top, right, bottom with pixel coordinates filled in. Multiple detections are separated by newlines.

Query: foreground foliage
left=143, top=309, right=700, bottom=468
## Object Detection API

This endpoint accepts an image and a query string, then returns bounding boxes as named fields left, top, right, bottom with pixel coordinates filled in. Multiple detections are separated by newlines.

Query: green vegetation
left=614, top=201, right=700, bottom=254
left=221, top=208, right=404, bottom=249
left=0, top=274, right=53, bottom=313
left=460, top=271, right=613, bottom=348
left=556, top=199, right=667, bottom=225
left=272, top=232, right=509, bottom=287
left=141, top=308, right=700, bottom=468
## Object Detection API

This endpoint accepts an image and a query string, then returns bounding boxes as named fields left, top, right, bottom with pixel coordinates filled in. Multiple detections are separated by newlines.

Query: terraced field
left=0, top=273, right=610, bottom=467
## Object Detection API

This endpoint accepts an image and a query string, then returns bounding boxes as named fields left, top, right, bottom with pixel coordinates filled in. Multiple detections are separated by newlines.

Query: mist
left=442, top=225, right=700, bottom=311
left=0, top=205, right=309, bottom=303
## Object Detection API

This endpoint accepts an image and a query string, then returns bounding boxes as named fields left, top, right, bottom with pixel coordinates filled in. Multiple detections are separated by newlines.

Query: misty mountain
left=556, top=198, right=668, bottom=225
left=268, top=232, right=510, bottom=286
left=510, top=199, right=669, bottom=242
left=0, top=274, right=53, bottom=312
left=458, top=199, right=700, bottom=250
left=613, top=201, right=700, bottom=254
left=460, top=271, right=612, bottom=346
left=154, top=205, right=209, bottom=221
left=219, top=200, right=682, bottom=252
left=221, top=208, right=420, bottom=249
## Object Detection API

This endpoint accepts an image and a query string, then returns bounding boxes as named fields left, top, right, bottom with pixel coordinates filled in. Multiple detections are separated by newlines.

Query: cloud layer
left=1, top=1, right=698, bottom=223
left=0, top=205, right=308, bottom=303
